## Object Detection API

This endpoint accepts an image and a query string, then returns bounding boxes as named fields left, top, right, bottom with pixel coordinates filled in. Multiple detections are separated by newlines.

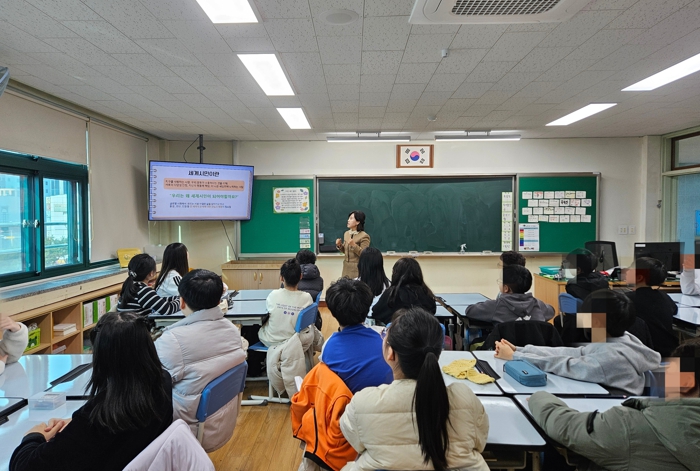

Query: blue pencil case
left=503, top=360, right=547, bottom=387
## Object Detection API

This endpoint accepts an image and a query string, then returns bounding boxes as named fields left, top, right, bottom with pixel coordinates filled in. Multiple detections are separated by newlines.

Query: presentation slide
left=149, top=161, right=254, bottom=221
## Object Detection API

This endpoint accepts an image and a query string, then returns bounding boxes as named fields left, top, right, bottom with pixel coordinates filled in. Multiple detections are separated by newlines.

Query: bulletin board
left=516, top=174, right=599, bottom=253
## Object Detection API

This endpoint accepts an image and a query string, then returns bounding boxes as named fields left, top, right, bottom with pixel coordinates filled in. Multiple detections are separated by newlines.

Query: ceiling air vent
left=410, top=0, right=589, bottom=24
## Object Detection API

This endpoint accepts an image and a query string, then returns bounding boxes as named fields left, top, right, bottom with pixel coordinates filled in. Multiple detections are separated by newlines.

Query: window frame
left=0, top=150, right=93, bottom=287
left=670, top=129, right=700, bottom=171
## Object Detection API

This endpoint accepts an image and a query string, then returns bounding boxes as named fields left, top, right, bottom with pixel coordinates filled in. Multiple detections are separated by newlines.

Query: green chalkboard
left=517, top=175, right=598, bottom=253
left=318, top=177, right=513, bottom=253
left=240, top=178, right=314, bottom=255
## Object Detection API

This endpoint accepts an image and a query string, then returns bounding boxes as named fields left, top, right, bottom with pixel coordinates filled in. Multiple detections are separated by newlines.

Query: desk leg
left=531, top=451, right=541, bottom=471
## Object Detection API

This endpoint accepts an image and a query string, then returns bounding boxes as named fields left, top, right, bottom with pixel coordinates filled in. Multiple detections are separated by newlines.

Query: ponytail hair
left=119, top=254, right=156, bottom=308
left=386, top=307, right=450, bottom=470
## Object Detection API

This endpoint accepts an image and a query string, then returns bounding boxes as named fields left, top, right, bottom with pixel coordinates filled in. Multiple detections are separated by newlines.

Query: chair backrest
left=585, top=241, right=619, bottom=271
left=195, top=361, right=248, bottom=423
left=315, top=291, right=321, bottom=304
left=558, top=293, right=580, bottom=315
left=295, top=303, right=319, bottom=333
left=481, top=320, right=563, bottom=350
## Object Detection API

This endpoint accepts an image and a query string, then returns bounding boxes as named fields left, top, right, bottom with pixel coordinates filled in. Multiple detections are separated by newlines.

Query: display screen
left=149, top=161, right=254, bottom=221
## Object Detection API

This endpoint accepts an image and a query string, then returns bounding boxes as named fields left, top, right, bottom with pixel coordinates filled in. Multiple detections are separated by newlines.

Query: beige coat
left=338, top=230, right=370, bottom=279
left=267, top=325, right=323, bottom=396
left=339, top=379, right=489, bottom=471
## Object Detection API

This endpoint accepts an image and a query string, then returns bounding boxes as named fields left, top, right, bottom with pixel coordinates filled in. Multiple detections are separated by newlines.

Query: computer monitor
left=585, top=241, right=619, bottom=271
left=633, top=242, right=684, bottom=273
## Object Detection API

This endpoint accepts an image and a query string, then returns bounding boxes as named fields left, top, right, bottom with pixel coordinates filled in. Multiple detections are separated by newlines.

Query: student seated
left=321, top=278, right=392, bottom=393
left=565, top=248, right=609, bottom=301
left=625, top=257, right=679, bottom=357
left=465, top=265, right=554, bottom=324
left=356, top=247, right=390, bottom=300
left=155, top=269, right=247, bottom=452
left=154, top=242, right=189, bottom=297
left=118, top=253, right=181, bottom=316
left=294, top=249, right=324, bottom=302
left=528, top=338, right=700, bottom=471
left=340, top=308, right=488, bottom=471
left=498, top=250, right=526, bottom=267
left=10, top=312, right=173, bottom=471
left=258, top=258, right=314, bottom=347
left=495, top=290, right=661, bottom=395
left=371, top=257, right=436, bottom=325
left=681, top=253, right=700, bottom=295
left=0, top=314, right=28, bottom=376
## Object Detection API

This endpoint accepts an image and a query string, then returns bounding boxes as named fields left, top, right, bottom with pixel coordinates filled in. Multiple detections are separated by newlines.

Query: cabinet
left=222, top=260, right=285, bottom=290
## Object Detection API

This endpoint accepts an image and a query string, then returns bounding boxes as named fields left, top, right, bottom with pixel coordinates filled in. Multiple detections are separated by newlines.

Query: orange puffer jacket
left=291, top=363, right=356, bottom=471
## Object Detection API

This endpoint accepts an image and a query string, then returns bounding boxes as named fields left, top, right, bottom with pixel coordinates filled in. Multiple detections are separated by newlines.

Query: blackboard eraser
left=409, top=251, right=419, bottom=256
left=482, top=250, right=493, bottom=254
left=423, top=251, right=433, bottom=255
left=387, top=251, right=396, bottom=255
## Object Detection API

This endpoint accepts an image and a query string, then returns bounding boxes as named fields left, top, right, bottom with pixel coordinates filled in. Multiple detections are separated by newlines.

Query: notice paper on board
left=519, top=224, right=539, bottom=252
left=273, top=187, right=310, bottom=213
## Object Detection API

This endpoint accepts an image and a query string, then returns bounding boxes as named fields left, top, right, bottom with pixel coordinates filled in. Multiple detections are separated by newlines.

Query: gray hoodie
left=529, top=392, right=700, bottom=471
left=514, top=333, right=661, bottom=395
left=464, top=293, right=555, bottom=325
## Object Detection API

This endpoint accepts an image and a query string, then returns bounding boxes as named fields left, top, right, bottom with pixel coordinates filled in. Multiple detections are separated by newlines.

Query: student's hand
left=55, top=417, right=71, bottom=432
left=495, top=340, right=515, bottom=361
left=682, top=253, right=695, bottom=271
left=0, top=315, right=21, bottom=333
left=501, top=339, right=517, bottom=351
left=348, top=239, right=356, bottom=247
left=25, top=419, right=67, bottom=441
left=222, top=281, right=229, bottom=294
left=335, top=238, right=342, bottom=247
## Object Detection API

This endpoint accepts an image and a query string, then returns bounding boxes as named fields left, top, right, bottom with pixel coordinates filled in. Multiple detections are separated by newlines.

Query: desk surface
left=480, top=397, right=546, bottom=449
left=230, top=289, right=273, bottom=301
left=0, top=397, right=25, bottom=419
left=150, top=299, right=269, bottom=320
left=439, top=351, right=502, bottom=396
left=675, top=306, right=700, bottom=326
left=472, top=351, right=608, bottom=396
left=435, top=293, right=489, bottom=307
left=514, top=395, right=626, bottom=417
left=0, top=401, right=85, bottom=470
left=670, top=293, right=700, bottom=307
left=0, top=355, right=93, bottom=399
left=46, top=368, right=91, bottom=398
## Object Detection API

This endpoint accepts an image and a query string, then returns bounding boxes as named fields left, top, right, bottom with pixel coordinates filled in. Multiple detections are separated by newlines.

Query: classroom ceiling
left=1, top=0, right=700, bottom=141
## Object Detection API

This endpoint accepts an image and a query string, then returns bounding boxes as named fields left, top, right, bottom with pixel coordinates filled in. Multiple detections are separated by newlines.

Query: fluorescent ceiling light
left=327, top=132, right=410, bottom=143
left=277, top=108, right=311, bottom=129
left=434, top=132, right=520, bottom=141
left=195, top=0, right=257, bottom=23
left=546, top=103, right=617, bottom=126
left=379, top=131, right=411, bottom=135
left=433, top=131, right=467, bottom=135
left=326, top=132, right=358, bottom=135
left=237, top=54, right=294, bottom=96
left=623, top=52, right=700, bottom=91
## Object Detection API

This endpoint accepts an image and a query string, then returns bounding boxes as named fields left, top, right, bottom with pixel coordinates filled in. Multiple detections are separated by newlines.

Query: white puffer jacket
left=340, top=379, right=489, bottom=471
left=155, top=306, right=247, bottom=452
left=267, top=325, right=323, bottom=397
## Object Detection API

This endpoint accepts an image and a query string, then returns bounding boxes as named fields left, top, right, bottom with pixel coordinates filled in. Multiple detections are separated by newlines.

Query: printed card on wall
left=571, top=199, right=581, bottom=207
left=533, top=207, right=544, bottom=215
left=582, top=199, right=592, bottom=207
left=502, top=241, right=513, bottom=251
left=544, top=191, right=555, bottom=199
left=544, top=207, right=554, bottom=215
left=576, top=191, right=586, bottom=198
left=581, top=215, right=592, bottom=223
left=528, top=199, right=538, bottom=207
left=528, top=215, right=538, bottom=223
left=396, top=145, right=434, bottom=168
left=575, top=207, right=586, bottom=215
left=560, top=215, right=570, bottom=223
left=273, top=187, right=311, bottom=213
left=565, top=207, right=575, bottom=215
left=519, top=224, right=539, bottom=252
left=502, top=192, right=513, bottom=202
left=571, top=215, right=581, bottom=223
left=539, top=215, right=548, bottom=222
left=502, top=221, right=511, bottom=231
left=522, top=191, right=533, bottom=199
left=522, top=208, right=533, bottom=215
left=555, top=191, right=565, bottom=198
left=533, top=191, right=544, bottom=199
left=565, top=191, right=576, bottom=199
left=538, top=199, right=549, bottom=207
left=549, top=199, right=559, bottom=207
left=503, top=203, right=513, bottom=212
left=555, top=207, right=565, bottom=215
left=560, top=199, right=570, bottom=206
left=549, top=215, right=559, bottom=223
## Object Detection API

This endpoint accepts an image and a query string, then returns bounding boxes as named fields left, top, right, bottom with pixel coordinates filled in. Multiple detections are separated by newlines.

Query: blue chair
left=558, top=293, right=583, bottom=327
left=315, top=291, right=321, bottom=304
left=195, top=361, right=248, bottom=444
left=247, top=303, right=319, bottom=405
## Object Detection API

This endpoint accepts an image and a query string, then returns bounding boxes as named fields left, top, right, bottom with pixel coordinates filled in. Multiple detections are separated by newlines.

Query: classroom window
left=671, top=131, right=700, bottom=170
left=0, top=150, right=89, bottom=286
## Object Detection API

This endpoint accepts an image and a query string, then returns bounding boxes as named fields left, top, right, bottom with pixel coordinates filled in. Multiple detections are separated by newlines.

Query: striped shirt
left=118, top=281, right=181, bottom=315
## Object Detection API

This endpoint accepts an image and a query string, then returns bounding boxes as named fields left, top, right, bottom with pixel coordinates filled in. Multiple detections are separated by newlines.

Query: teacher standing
left=336, top=210, right=370, bottom=279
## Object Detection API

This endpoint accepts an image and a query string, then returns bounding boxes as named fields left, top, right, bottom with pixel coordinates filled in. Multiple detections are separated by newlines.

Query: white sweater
left=156, top=270, right=182, bottom=297
left=681, top=268, right=700, bottom=296
left=0, top=323, right=29, bottom=375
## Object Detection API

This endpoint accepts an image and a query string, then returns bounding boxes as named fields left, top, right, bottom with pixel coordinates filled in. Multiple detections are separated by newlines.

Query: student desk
left=472, top=351, right=609, bottom=396
left=674, top=306, right=700, bottom=337
left=46, top=367, right=91, bottom=399
left=0, top=400, right=86, bottom=470
left=514, top=394, right=626, bottom=417
left=434, top=293, right=489, bottom=307
left=150, top=299, right=269, bottom=327
left=0, top=397, right=26, bottom=422
left=439, top=351, right=502, bottom=396
left=0, top=354, right=92, bottom=399
left=229, top=289, right=273, bottom=301
left=670, top=293, right=700, bottom=307
left=481, top=397, right=546, bottom=471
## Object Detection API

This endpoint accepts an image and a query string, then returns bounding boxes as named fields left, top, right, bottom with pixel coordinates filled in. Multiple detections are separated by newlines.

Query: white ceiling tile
left=331, top=101, right=359, bottom=112
left=194, top=85, right=240, bottom=102
left=537, top=59, right=597, bottom=81
left=587, top=44, right=662, bottom=71
left=441, top=98, right=476, bottom=111
left=0, top=46, right=43, bottom=65
left=25, top=0, right=102, bottom=20
left=402, top=34, right=456, bottom=63
left=506, top=23, right=558, bottom=33
left=513, top=81, right=561, bottom=98
left=386, top=99, right=418, bottom=112
left=606, top=0, right=694, bottom=29
left=327, top=84, right=360, bottom=101
left=112, top=53, right=177, bottom=77
left=566, top=29, right=645, bottom=62
left=628, top=7, right=700, bottom=46
left=434, top=49, right=487, bottom=74
left=333, top=112, right=359, bottom=124
left=513, top=103, right=555, bottom=116
left=235, top=93, right=273, bottom=108
left=475, top=90, right=515, bottom=105
left=146, top=76, right=198, bottom=93
left=158, top=100, right=196, bottom=113
left=0, top=22, right=58, bottom=53
left=451, top=25, right=508, bottom=49
left=462, top=104, right=498, bottom=116
left=61, top=21, right=144, bottom=54
left=219, top=74, right=267, bottom=94
left=448, top=117, right=481, bottom=128
left=360, top=74, right=396, bottom=93
left=324, top=64, right=361, bottom=85
left=82, top=0, right=174, bottom=39
left=197, top=54, right=248, bottom=77
left=291, top=76, right=329, bottom=94
left=391, top=83, right=427, bottom=100
left=509, top=47, right=575, bottom=73
left=465, top=62, right=517, bottom=83
left=362, top=16, right=411, bottom=51
left=359, top=106, right=385, bottom=118
left=268, top=96, right=302, bottom=108
left=452, top=82, right=493, bottom=99
left=494, top=96, right=535, bottom=110
left=89, top=66, right=153, bottom=86
left=11, top=64, right=85, bottom=85
left=417, top=91, right=452, bottom=106
left=361, top=51, right=403, bottom=75
left=48, top=38, right=121, bottom=65
left=224, top=36, right=275, bottom=53
left=139, top=0, right=209, bottom=21
left=364, top=0, right=414, bottom=17
left=298, top=94, right=330, bottom=106
left=586, top=0, right=640, bottom=10
left=396, top=63, right=439, bottom=84
left=312, top=13, right=363, bottom=37
left=255, top=0, right=312, bottom=19
left=482, top=32, right=548, bottom=62
left=27, top=52, right=102, bottom=78
left=265, top=19, right=318, bottom=53
left=216, top=24, right=270, bottom=39
left=410, top=24, right=461, bottom=35
left=425, top=74, right=466, bottom=92
left=2, top=0, right=78, bottom=38
left=484, top=110, right=515, bottom=121
left=382, top=111, right=410, bottom=121
left=161, top=20, right=231, bottom=53
left=169, top=66, right=223, bottom=87
left=535, top=88, right=582, bottom=104
left=357, top=118, right=383, bottom=128
left=490, top=72, right=541, bottom=92
left=14, top=76, right=68, bottom=95
left=562, top=70, right=616, bottom=90
left=281, top=52, right=324, bottom=77
left=360, top=92, right=391, bottom=106
left=538, top=10, right=621, bottom=48
left=318, top=36, right=362, bottom=64
left=134, top=39, right=199, bottom=66
left=61, top=85, right=116, bottom=101
left=171, top=93, right=216, bottom=108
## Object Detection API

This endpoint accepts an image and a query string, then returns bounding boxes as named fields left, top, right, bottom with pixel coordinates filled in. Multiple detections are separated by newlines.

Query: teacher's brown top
left=337, top=230, right=370, bottom=279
